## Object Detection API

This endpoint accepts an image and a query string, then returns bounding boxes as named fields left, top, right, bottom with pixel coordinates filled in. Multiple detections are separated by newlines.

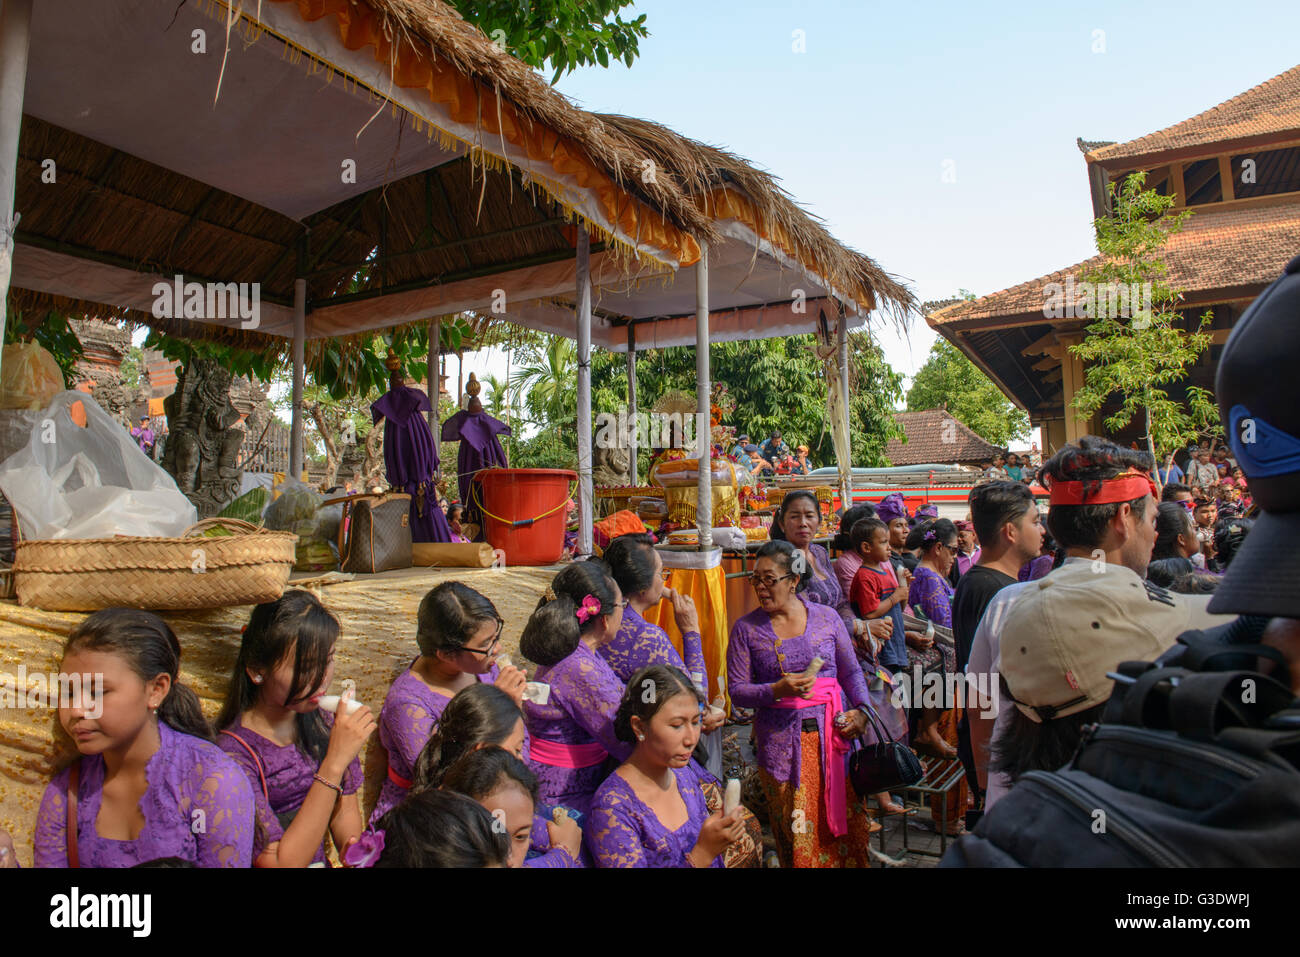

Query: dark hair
left=520, top=560, right=617, bottom=666
left=850, top=517, right=888, bottom=552
left=990, top=697, right=1105, bottom=784
left=910, top=518, right=957, bottom=557
left=416, top=581, right=500, bottom=659
left=1161, top=482, right=1192, bottom=502
left=614, top=665, right=703, bottom=743
left=770, top=489, right=820, bottom=542
left=603, top=533, right=658, bottom=598
left=441, top=745, right=538, bottom=806
left=1152, top=501, right=1195, bottom=561
left=832, top=504, right=877, bottom=551
left=1213, top=517, right=1253, bottom=569
left=753, top=539, right=812, bottom=592
left=446, top=503, right=464, bottom=524
left=412, top=684, right=523, bottom=790
left=66, top=609, right=210, bottom=741
left=133, top=857, right=196, bottom=868
left=217, top=590, right=339, bottom=762
left=1146, top=556, right=1194, bottom=588
left=1169, top=572, right=1220, bottom=594
left=374, top=789, right=509, bottom=868
left=1038, top=436, right=1154, bottom=549
left=969, top=480, right=1035, bottom=546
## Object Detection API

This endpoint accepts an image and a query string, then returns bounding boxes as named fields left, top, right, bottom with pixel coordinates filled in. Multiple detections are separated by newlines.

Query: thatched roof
left=596, top=114, right=916, bottom=320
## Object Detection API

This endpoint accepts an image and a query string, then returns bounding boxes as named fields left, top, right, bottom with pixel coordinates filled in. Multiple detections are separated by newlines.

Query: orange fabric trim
left=265, top=0, right=699, bottom=266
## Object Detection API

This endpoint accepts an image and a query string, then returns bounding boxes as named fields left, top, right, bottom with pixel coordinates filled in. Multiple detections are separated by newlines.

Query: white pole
left=626, top=323, right=637, bottom=482
left=576, top=230, right=594, bottom=557
left=0, top=0, right=35, bottom=380
left=695, top=242, right=711, bottom=551
left=289, top=278, right=306, bottom=480
left=427, top=317, right=440, bottom=430
left=838, top=311, right=852, bottom=511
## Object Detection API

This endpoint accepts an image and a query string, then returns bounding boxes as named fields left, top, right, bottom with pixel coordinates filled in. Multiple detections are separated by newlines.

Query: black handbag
left=849, top=705, right=923, bottom=798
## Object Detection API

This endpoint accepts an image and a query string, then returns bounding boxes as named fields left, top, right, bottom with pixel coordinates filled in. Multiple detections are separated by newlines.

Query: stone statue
left=161, top=358, right=244, bottom=518
left=593, top=444, right=632, bottom=487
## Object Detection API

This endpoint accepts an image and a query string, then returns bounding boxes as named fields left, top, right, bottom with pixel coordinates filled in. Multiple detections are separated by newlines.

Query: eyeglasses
left=748, top=573, right=795, bottom=590
left=939, top=541, right=959, bottom=552
left=460, top=618, right=505, bottom=656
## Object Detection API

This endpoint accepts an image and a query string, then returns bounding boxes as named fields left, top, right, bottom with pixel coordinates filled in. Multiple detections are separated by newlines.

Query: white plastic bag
left=0, top=391, right=197, bottom=539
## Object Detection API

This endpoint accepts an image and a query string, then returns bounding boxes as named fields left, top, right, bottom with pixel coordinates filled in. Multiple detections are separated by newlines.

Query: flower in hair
left=543, top=585, right=557, bottom=603
left=923, top=529, right=937, bottom=542
left=343, top=828, right=385, bottom=868
left=575, top=594, right=602, bottom=623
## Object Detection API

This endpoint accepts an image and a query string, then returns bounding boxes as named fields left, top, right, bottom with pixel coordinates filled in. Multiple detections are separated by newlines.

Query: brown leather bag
left=335, top=493, right=413, bottom=574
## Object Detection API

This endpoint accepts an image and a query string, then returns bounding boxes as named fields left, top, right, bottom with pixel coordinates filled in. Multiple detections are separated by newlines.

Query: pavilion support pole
left=289, top=278, right=306, bottom=480
left=427, top=317, right=441, bottom=430
left=838, top=312, right=852, bottom=511
left=627, top=324, right=638, bottom=483
left=0, top=0, right=35, bottom=381
left=695, top=243, right=712, bottom=551
left=576, top=230, right=594, bottom=557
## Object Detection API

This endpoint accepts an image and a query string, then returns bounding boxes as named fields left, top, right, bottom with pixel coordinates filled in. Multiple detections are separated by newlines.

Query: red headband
left=1047, top=468, right=1157, bottom=506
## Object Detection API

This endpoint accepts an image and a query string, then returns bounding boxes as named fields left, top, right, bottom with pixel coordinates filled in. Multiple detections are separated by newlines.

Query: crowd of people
left=731, top=429, right=816, bottom=476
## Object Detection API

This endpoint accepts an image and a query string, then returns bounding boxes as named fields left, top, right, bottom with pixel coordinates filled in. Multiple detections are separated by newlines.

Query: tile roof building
left=885, top=408, right=1001, bottom=467
left=926, top=65, right=1300, bottom=455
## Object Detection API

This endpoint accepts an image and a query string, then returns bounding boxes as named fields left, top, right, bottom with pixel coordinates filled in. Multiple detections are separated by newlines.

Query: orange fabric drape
left=264, top=0, right=700, bottom=266
left=644, top=565, right=729, bottom=705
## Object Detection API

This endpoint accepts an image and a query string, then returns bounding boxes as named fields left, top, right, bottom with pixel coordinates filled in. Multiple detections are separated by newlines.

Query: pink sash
left=769, top=675, right=851, bottom=836
left=529, top=737, right=609, bottom=770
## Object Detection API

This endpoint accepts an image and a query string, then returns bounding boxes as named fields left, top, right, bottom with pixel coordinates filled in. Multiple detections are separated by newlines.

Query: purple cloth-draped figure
left=599, top=606, right=705, bottom=684
left=371, top=385, right=453, bottom=543
left=586, top=762, right=721, bottom=868
left=726, top=595, right=870, bottom=784
left=440, top=407, right=510, bottom=534
left=218, top=713, right=364, bottom=866
left=33, top=723, right=256, bottom=868
left=369, top=662, right=499, bottom=827
left=523, top=642, right=629, bottom=819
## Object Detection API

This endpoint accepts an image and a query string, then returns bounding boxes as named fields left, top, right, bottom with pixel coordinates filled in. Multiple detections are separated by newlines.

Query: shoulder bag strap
left=219, top=730, right=270, bottom=804
left=66, top=759, right=80, bottom=869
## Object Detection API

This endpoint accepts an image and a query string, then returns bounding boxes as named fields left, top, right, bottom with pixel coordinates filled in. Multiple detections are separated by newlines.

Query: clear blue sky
left=534, top=0, right=1300, bottom=382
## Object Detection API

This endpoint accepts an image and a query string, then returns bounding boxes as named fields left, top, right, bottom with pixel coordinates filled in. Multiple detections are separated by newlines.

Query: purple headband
left=876, top=493, right=908, bottom=524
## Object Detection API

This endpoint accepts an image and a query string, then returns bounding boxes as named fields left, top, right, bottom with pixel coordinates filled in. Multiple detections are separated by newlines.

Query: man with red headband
left=962, top=435, right=1229, bottom=811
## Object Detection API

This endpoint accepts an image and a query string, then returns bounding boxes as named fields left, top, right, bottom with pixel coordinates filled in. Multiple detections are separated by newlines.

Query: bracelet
left=312, top=772, right=343, bottom=797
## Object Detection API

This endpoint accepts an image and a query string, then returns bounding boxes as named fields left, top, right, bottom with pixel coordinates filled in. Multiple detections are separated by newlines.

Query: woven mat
left=0, top=562, right=561, bottom=867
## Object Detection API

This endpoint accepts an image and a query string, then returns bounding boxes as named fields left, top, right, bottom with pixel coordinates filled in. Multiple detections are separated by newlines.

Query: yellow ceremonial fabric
left=262, top=0, right=699, bottom=267
left=0, top=564, right=557, bottom=867
left=644, top=565, right=729, bottom=705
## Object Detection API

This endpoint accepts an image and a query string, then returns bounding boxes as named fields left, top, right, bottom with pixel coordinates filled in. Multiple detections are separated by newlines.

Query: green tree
left=509, top=335, right=577, bottom=428
left=119, top=345, right=145, bottom=391
left=906, top=338, right=1030, bottom=447
left=1068, top=172, right=1219, bottom=482
left=446, top=0, right=649, bottom=83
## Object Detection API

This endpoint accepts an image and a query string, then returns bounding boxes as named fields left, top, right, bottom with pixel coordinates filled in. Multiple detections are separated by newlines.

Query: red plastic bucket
left=477, top=468, right=577, bottom=566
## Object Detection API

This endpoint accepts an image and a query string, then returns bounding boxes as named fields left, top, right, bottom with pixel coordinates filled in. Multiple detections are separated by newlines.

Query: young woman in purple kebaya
left=369, top=581, right=527, bottom=826
left=31, top=609, right=256, bottom=868
left=216, top=590, right=376, bottom=867
left=587, top=665, right=745, bottom=868
left=519, top=560, right=632, bottom=819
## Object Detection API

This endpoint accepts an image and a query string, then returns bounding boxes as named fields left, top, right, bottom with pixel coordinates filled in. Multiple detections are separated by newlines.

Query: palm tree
left=508, top=335, right=576, bottom=429
left=481, top=372, right=521, bottom=426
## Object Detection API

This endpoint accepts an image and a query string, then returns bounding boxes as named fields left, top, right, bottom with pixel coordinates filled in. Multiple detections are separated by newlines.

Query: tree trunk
left=362, top=423, right=384, bottom=490
left=306, top=402, right=341, bottom=489
left=1144, top=399, right=1161, bottom=493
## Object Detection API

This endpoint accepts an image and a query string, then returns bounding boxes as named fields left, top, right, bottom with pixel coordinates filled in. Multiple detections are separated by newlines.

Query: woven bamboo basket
left=11, top=521, right=298, bottom=612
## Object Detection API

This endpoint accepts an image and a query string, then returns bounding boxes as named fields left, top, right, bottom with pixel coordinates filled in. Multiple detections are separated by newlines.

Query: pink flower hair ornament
left=343, top=829, right=385, bottom=868
left=575, top=594, right=602, bottom=623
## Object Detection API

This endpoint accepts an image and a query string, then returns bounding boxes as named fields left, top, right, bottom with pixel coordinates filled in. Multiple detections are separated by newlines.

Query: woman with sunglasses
left=726, top=540, right=877, bottom=867
left=369, top=582, right=527, bottom=827
left=906, top=519, right=961, bottom=762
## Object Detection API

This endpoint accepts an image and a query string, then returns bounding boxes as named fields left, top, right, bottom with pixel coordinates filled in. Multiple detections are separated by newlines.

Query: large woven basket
left=11, top=521, right=298, bottom=612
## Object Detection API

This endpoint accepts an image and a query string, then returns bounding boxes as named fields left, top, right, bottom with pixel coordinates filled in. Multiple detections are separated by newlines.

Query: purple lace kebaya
left=218, top=712, right=364, bottom=865
left=599, top=605, right=705, bottom=684
left=33, top=722, right=255, bottom=868
left=586, top=762, right=721, bottom=868
left=370, top=661, right=499, bottom=827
